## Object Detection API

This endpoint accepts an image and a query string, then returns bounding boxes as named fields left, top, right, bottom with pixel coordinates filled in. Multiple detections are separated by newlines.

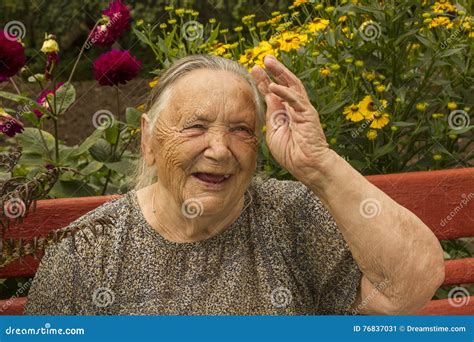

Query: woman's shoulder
left=249, top=174, right=319, bottom=209
left=44, top=192, right=133, bottom=261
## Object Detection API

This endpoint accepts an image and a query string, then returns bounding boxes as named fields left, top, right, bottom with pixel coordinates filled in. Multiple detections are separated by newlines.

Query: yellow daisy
left=370, top=112, right=390, bottom=129
left=343, top=103, right=365, bottom=122
left=274, top=31, right=308, bottom=52
left=307, top=18, right=330, bottom=33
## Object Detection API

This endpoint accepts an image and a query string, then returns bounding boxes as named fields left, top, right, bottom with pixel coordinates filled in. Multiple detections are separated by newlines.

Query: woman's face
left=144, top=69, right=259, bottom=217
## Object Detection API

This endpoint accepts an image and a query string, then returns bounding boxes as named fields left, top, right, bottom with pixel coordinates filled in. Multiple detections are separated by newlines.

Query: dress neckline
left=126, top=188, right=252, bottom=250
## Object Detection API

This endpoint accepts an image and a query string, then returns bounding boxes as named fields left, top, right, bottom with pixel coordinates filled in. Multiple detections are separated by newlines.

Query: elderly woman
left=25, top=54, right=444, bottom=315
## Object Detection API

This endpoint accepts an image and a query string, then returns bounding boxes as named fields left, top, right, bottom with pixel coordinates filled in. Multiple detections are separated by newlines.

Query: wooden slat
left=3, top=194, right=120, bottom=240
left=417, top=297, right=474, bottom=315
left=366, top=168, right=474, bottom=240
left=444, top=258, right=474, bottom=285
left=0, top=297, right=26, bottom=315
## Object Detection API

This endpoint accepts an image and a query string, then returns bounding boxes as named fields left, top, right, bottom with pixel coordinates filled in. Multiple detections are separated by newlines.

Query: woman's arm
left=304, top=148, right=445, bottom=314
left=251, top=54, right=445, bottom=314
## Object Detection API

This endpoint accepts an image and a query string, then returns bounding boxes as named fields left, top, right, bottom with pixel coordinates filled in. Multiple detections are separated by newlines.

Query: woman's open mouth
left=192, top=172, right=232, bottom=185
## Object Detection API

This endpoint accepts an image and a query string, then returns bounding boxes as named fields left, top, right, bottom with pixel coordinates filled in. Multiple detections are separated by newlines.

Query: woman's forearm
left=302, top=148, right=445, bottom=313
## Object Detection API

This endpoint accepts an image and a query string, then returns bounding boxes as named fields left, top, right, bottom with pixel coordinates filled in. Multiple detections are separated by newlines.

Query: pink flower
left=93, top=49, right=141, bottom=86
left=90, top=0, right=131, bottom=46
left=0, top=112, right=24, bottom=137
left=33, top=82, right=64, bottom=118
left=0, top=31, right=26, bottom=82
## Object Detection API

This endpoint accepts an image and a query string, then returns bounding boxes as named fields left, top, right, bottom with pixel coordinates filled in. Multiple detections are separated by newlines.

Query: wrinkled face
left=144, top=69, right=260, bottom=217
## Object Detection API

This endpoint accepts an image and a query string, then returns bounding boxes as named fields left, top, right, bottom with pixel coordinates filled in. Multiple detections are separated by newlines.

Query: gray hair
left=131, top=54, right=266, bottom=191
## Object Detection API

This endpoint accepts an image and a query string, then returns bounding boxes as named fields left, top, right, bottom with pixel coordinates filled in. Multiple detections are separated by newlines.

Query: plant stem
left=53, top=119, right=59, bottom=162
left=101, top=85, right=122, bottom=195
left=9, top=78, right=21, bottom=95
left=57, top=20, right=100, bottom=113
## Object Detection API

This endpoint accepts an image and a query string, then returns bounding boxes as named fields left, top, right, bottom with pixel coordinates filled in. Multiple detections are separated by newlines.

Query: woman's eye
left=231, top=126, right=252, bottom=134
left=184, top=124, right=207, bottom=130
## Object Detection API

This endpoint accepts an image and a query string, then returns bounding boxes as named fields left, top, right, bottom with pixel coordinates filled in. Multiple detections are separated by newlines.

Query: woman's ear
left=141, top=113, right=155, bottom=166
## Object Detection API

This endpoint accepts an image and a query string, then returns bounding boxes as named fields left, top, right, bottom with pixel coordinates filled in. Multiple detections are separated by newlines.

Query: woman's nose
left=203, top=127, right=232, bottom=161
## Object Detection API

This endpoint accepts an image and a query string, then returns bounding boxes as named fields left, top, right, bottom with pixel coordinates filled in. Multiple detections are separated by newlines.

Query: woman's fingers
left=250, top=65, right=271, bottom=96
left=268, top=83, right=307, bottom=112
left=263, top=55, right=304, bottom=92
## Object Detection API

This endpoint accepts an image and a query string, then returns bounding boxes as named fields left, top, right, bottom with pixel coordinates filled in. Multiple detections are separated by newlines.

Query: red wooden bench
left=0, top=168, right=473, bottom=315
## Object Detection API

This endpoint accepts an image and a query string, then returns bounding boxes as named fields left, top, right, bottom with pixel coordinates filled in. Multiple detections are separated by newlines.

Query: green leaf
left=27, top=74, right=45, bottom=83
left=15, top=127, right=55, bottom=156
left=319, top=101, right=347, bottom=116
left=80, top=161, right=104, bottom=175
left=21, top=111, right=40, bottom=126
left=49, top=179, right=97, bottom=198
left=89, top=139, right=113, bottom=162
left=105, top=123, right=120, bottom=144
left=373, top=143, right=396, bottom=159
left=125, top=107, right=142, bottom=127
left=133, top=28, right=150, bottom=45
left=393, top=121, right=416, bottom=127
left=104, top=159, right=136, bottom=175
left=54, top=82, right=76, bottom=115
left=70, top=129, right=103, bottom=158
left=0, top=91, right=49, bottom=117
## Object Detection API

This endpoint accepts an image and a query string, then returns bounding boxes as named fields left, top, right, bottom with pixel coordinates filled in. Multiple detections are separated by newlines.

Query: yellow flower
left=367, top=129, right=378, bottom=140
left=175, top=8, right=185, bottom=16
left=338, top=15, right=348, bottom=23
left=209, top=18, right=216, bottom=24
left=168, top=19, right=177, bottom=25
left=433, top=154, right=442, bottom=161
left=242, top=14, right=256, bottom=25
left=325, top=6, right=335, bottom=14
left=41, top=37, right=59, bottom=54
left=362, top=71, right=376, bottom=81
left=319, top=67, right=331, bottom=77
left=376, top=85, right=386, bottom=93
left=431, top=1, right=456, bottom=13
left=274, top=31, right=308, bottom=52
left=429, top=16, right=454, bottom=29
left=293, top=0, right=308, bottom=7
left=359, top=95, right=388, bottom=120
left=370, top=112, right=390, bottom=129
left=354, top=60, right=364, bottom=67
left=307, top=18, right=330, bottom=33
left=234, top=26, right=243, bottom=33
left=159, top=23, right=167, bottom=29
left=447, top=102, right=457, bottom=110
left=416, top=102, right=428, bottom=111
left=432, top=113, right=445, bottom=119
left=343, top=103, right=365, bottom=122
left=148, top=78, right=159, bottom=88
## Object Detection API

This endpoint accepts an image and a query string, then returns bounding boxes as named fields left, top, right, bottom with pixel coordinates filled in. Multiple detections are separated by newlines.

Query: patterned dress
left=25, top=176, right=362, bottom=315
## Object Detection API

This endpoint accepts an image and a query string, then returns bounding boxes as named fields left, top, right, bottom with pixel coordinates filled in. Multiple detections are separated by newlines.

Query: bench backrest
left=1, top=168, right=473, bottom=314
